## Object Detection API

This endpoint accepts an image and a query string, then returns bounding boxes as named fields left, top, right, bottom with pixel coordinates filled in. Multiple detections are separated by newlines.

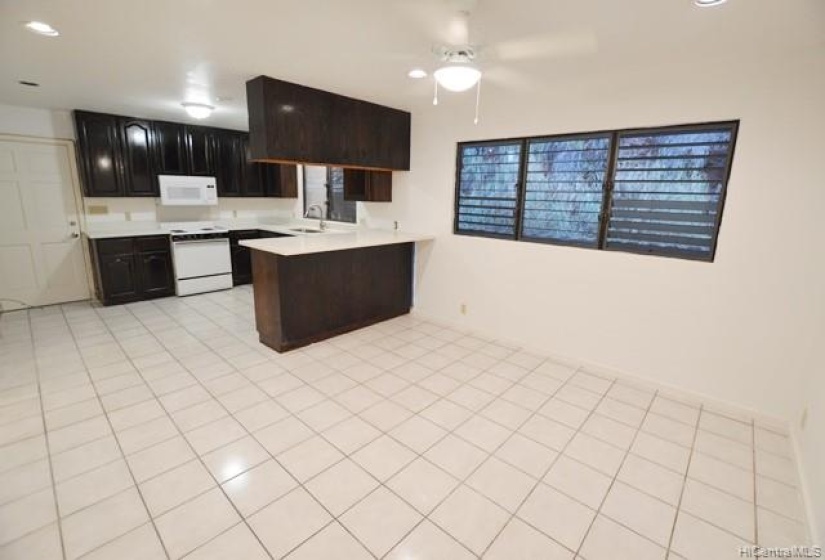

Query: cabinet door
left=153, top=121, right=187, bottom=175
left=186, top=126, right=215, bottom=176
left=230, top=244, right=253, bottom=285
left=119, top=118, right=158, bottom=196
left=242, top=135, right=266, bottom=197
left=214, top=132, right=244, bottom=197
left=255, top=163, right=298, bottom=198
left=74, top=111, right=124, bottom=196
left=229, top=230, right=258, bottom=284
left=343, top=169, right=392, bottom=202
left=274, top=165, right=298, bottom=198
left=137, top=250, right=175, bottom=298
left=99, top=253, right=139, bottom=304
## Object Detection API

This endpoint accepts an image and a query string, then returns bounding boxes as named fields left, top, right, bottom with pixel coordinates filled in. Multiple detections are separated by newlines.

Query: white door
left=0, top=138, right=89, bottom=310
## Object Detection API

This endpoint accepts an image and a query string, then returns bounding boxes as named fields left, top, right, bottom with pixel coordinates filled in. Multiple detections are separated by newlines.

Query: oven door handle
left=171, top=238, right=229, bottom=244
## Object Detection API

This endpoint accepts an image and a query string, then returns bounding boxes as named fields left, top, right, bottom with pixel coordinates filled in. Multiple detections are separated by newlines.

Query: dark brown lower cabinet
left=89, top=235, right=175, bottom=305
left=230, top=230, right=259, bottom=285
left=230, top=230, right=291, bottom=285
left=250, top=242, right=413, bottom=352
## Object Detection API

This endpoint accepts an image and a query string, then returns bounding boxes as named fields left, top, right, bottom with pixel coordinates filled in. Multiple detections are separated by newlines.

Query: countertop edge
left=239, top=232, right=435, bottom=256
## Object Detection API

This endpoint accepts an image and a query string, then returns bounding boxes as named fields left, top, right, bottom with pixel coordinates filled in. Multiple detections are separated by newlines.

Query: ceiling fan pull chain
left=474, top=78, right=481, bottom=124
left=433, top=80, right=439, bottom=106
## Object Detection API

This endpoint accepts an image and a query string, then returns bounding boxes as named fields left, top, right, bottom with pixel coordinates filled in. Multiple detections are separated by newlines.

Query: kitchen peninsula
left=241, top=230, right=432, bottom=352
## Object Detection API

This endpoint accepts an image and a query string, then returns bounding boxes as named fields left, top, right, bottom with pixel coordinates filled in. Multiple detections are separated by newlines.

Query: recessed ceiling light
left=181, top=102, right=214, bottom=119
left=18, top=80, right=40, bottom=87
left=23, top=21, right=59, bottom=37
left=695, top=0, right=728, bottom=7
left=408, top=69, right=428, bottom=79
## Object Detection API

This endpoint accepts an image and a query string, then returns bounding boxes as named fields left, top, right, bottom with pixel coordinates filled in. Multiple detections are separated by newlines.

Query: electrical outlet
left=460, top=303, right=467, bottom=315
left=801, top=407, right=809, bottom=431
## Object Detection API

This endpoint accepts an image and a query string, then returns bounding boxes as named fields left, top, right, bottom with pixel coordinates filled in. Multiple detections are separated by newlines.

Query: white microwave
left=159, top=175, right=218, bottom=206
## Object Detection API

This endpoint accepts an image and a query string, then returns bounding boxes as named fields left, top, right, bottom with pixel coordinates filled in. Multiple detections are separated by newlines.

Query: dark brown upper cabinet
left=75, top=111, right=124, bottom=197
left=153, top=121, right=188, bottom=175
left=343, top=169, right=392, bottom=202
left=246, top=75, right=411, bottom=172
left=213, top=131, right=245, bottom=197
left=155, top=121, right=215, bottom=176
left=74, top=110, right=298, bottom=198
left=261, top=163, right=298, bottom=198
left=119, top=118, right=157, bottom=196
left=185, top=125, right=216, bottom=176
left=76, top=111, right=159, bottom=197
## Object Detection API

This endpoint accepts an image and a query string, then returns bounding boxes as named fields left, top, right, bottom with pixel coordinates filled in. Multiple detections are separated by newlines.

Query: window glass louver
left=522, top=135, right=611, bottom=247
left=605, top=125, right=736, bottom=259
left=453, top=121, right=737, bottom=262
left=455, top=142, right=523, bottom=238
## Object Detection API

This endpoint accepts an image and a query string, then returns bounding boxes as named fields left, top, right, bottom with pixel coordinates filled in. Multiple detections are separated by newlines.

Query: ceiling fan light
left=408, top=69, right=428, bottom=79
left=694, top=0, right=728, bottom=6
left=181, top=102, right=214, bottom=119
left=434, top=66, right=482, bottom=92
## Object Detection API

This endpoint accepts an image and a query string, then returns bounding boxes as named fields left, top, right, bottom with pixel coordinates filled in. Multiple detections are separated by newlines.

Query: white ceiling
left=1, top=0, right=822, bottom=130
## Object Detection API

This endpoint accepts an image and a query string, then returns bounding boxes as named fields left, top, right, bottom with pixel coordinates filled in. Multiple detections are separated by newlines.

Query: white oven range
left=166, top=223, right=233, bottom=296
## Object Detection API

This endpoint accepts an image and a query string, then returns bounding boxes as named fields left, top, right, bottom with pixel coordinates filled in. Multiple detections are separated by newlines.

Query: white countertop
left=84, top=222, right=322, bottom=239
left=239, top=229, right=434, bottom=256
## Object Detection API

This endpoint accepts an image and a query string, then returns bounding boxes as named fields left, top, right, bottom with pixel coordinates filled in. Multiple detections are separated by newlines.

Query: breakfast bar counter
left=240, top=230, right=433, bottom=352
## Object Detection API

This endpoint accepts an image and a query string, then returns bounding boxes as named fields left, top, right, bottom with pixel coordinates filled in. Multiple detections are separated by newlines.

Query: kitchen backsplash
left=82, top=197, right=295, bottom=227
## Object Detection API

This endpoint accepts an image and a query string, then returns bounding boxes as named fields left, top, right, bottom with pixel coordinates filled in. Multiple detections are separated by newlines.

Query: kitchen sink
left=289, top=227, right=323, bottom=234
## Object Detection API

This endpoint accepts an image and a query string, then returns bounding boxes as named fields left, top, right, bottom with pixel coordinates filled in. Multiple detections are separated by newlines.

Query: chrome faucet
left=304, top=203, right=327, bottom=230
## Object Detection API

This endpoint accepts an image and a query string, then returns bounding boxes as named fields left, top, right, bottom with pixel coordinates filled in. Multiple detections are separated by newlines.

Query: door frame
left=0, top=134, right=93, bottom=307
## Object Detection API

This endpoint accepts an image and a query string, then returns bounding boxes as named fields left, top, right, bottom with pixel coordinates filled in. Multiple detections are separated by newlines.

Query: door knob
left=70, top=232, right=80, bottom=239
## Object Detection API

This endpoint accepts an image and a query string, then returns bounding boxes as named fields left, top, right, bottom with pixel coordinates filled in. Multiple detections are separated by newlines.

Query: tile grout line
left=1, top=295, right=798, bottom=558
left=145, top=294, right=715, bottom=558
left=368, top=354, right=561, bottom=558
left=56, top=305, right=173, bottom=560
left=123, top=299, right=385, bottom=560
left=572, top=387, right=661, bottom=559
left=475, top=370, right=617, bottom=559
left=4, top=306, right=773, bottom=559
left=164, top=293, right=558, bottom=558
left=152, top=295, right=507, bottom=559
left=25, top=309, right=69, bottom=560
left=77, top=303, right=280, bottom=560
left=389, top=364, right=581, bottom=559
left=664, top=403, right=705, bottom=557
left=752, top=418, right=759, bottom=546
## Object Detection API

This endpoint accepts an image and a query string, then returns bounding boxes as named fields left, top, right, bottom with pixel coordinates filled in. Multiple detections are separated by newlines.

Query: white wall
left=799, top=369, right=825, bottom=543
left=0, top=104, right=75, bottom=140
left=374, top=51, right=824, bottom=536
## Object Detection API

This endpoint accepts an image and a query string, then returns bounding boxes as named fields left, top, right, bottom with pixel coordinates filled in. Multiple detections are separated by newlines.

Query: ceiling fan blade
left=482, top=66, right=534, bottom=92
left=489, top=30, right=598, bottom=61
left=389, top=0, right=478, bottom=46
left=447, top=11, right=471, bottom=45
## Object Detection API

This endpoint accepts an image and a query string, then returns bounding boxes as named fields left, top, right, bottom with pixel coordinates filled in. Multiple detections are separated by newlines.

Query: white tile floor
left=0, top=286, right=813, bottom=559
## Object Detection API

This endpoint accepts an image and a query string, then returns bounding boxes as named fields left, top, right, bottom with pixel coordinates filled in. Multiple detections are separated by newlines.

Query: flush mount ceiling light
left=433, top=65, right=481, bottom=92
left=694, top=0, right=728, bottom=6
left=23, top=21, right=59, bottom=36
left=408, top=69, right=428, bottom=79
left=181, top=102, right=214, bottom=119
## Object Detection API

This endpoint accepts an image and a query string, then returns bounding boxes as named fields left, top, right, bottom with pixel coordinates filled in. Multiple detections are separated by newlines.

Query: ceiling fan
left=401, top=0, right=599, bottom=122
